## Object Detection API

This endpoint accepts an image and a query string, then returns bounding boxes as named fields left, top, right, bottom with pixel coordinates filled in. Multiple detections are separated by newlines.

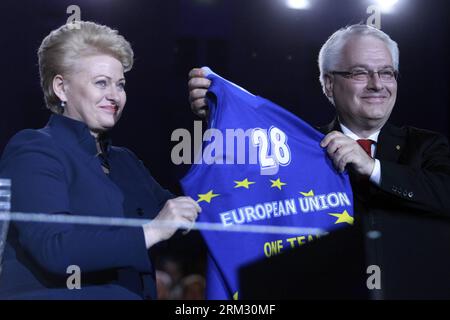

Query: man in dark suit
left=314, top=25, right=450, bottom=217
left=188, top=24, right=450, bottom=216
left=188, top=24, right=450, bottom=298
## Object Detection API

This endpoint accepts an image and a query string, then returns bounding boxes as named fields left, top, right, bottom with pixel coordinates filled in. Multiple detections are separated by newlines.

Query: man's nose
left=366, top=72, right=384, bottom=91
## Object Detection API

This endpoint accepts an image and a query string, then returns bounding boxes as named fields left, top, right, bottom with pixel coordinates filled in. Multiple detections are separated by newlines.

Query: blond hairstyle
left=38, top=21, right=134, bottom=114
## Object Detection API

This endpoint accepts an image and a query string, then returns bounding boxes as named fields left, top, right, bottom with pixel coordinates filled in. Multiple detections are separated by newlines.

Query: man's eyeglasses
left=330, top=68, right=398, bottom=82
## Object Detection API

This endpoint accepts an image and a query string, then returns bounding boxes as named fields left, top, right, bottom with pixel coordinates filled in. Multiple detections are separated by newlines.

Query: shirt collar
left=339, top=122, right=380, bottom=143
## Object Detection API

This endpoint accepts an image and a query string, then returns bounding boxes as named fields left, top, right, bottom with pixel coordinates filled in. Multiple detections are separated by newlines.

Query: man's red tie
left=357, top=139, right=374, bottom=157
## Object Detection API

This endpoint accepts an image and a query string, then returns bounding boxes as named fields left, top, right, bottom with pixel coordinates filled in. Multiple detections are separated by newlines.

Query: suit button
left=403, top=190, right=408, bottom=197
left=408, top=192, right=414, bottom=198
left=136, top=208, right=144, bottom=216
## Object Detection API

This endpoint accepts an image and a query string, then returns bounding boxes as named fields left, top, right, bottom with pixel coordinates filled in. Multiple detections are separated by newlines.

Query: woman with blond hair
left=0, top=21, right=200, bottom=299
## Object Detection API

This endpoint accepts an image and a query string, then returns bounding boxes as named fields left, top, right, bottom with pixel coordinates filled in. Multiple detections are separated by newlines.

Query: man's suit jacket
left=0, top=114, right=173, bottom=299
left=319, top=119, right=450, bottom=216
left=319, top=119, right=450, bottom=298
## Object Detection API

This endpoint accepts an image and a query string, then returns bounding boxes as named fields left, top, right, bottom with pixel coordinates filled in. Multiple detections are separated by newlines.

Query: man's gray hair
left=318, top=24, right=399, bottom=101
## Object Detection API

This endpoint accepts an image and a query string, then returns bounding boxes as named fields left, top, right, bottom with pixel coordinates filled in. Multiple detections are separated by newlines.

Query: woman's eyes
left=95, top=80, right=125, bottom=90
left=95, top=80, right=107, bottom=88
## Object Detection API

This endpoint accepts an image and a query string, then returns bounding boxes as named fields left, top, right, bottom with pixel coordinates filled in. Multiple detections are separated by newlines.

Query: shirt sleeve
left=369, top=159, right=381, bottom=186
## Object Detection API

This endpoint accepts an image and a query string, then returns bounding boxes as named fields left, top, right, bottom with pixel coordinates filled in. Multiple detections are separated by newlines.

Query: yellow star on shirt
left=300, top=190, right=315, bottom=197
left=234, top=178, right=255, bottom=189
left=270, top=178, right=287, bottom=190
left=197, top=190, right=220, bottom=203
left=329, top=210, right=354, bottom=225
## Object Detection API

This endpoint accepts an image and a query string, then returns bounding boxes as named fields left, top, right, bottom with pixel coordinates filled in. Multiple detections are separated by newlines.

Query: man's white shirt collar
left=339, top=123, right=380, bottom=142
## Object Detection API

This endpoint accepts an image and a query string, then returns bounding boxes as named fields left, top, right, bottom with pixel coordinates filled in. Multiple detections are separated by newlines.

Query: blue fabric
left=181, top=68, right=354, bottom=300
left=0, top=114, right=172, bottom=299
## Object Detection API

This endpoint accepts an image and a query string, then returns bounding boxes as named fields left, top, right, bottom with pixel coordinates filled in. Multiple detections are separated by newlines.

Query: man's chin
left=360, top=103, right=393, bottom=116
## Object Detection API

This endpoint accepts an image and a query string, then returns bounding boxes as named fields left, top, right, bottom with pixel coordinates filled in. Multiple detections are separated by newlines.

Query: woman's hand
left=143, top=196, right=201, bottom=248
left=188, top=68, right=211, bottom=118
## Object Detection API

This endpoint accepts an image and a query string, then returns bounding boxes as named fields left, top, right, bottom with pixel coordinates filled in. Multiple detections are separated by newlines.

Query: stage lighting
left=286, top=0, right=310, bottom=10
left=374, top=0, right=399, bottom=13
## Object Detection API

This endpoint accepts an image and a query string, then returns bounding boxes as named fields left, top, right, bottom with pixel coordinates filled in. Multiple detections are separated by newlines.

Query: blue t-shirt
left=181, top=67, right=354, bottom=300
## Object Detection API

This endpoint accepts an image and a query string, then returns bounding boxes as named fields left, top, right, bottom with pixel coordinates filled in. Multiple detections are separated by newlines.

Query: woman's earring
left=61, top=101, right=66, bottom=108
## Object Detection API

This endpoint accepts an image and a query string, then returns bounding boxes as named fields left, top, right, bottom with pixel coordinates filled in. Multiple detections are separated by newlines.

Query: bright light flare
left=286, top=0, right=310, bottom=10
left=375, top=0, right=399, bottom=13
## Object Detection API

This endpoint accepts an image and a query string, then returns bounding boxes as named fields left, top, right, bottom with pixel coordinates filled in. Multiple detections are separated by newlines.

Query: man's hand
left=143, top=196, right=201, bottom=249
left=188, top=68, right=211, bottom=118
left=320, top=131, right=375, bottom=176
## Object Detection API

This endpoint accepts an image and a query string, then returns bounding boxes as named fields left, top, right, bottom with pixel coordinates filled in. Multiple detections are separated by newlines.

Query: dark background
left=1, top=0, right=449, bottom=275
